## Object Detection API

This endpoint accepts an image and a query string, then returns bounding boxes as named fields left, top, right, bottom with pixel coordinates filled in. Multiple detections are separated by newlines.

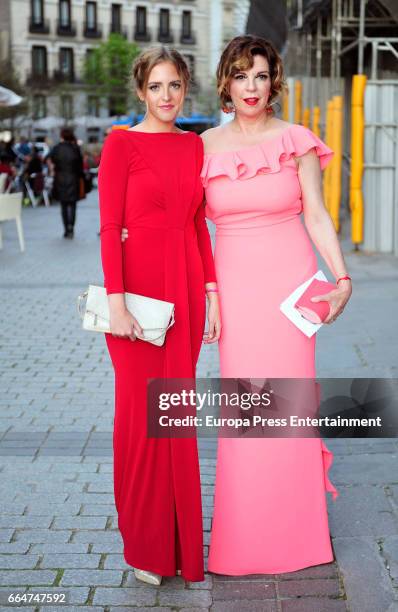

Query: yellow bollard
left=294, top=80, right=302, bottom=124
left=302, top=107, right=311, bottom=128
left=282, top=88, right=289, bottom=122
left=312, top=106, right=321, bottom=137
left=329, top=96, right=343, bottom=232
left=323, top=99, right=334, bottom=212
left=350, top=74, right=367, bottom=246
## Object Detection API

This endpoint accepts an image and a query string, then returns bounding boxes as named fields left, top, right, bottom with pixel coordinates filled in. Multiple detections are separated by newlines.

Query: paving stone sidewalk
left=0, top=192, right=397, bottom=612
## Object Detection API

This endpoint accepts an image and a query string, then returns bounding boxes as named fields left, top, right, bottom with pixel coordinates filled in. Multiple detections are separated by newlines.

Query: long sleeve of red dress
left=194, top=200, right=217, bottom=283
left=98, top=130, right=128, bottom=295
left=194, top=136, right=217, bottom=284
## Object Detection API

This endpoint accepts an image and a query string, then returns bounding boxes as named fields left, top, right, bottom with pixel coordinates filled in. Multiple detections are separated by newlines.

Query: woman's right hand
left=108, top=295, right=143, bottom=341
left=110, top=308, right=143, bottom=341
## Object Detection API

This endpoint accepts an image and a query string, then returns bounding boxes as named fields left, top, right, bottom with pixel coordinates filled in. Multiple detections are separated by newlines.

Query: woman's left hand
left=204, top=296, right=221, bottom=343
left=121, top=227, right=128, bottom=242
left=311, top=279, right=352, bottom=324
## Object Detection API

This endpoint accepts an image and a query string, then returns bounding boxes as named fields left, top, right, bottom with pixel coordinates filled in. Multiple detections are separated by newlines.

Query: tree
left=82, top=34, right=140, bottom=116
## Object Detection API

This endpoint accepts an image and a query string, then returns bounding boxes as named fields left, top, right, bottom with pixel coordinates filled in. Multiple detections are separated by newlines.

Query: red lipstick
left=243, top=98, right=259, bottom=105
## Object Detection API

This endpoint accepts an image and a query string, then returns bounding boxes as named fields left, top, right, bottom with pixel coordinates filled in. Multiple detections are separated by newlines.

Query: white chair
left=0, top=192, right=25, bottom=252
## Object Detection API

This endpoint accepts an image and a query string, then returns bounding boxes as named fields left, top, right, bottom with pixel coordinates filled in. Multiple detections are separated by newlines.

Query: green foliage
left=82, top=34, right=140, bottom=115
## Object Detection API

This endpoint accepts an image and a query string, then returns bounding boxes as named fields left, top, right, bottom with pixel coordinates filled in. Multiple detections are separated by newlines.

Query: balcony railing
left=180, top=31, right=196, bottom=44
left=134, top=28, right=151, bottom=42
left=158, top=29, right=174, bottom=43
left=56, top=19, right=77, bottom=36
left=110, top=24, right=128, bottom=38
left=26, top=72, right=50, bottom=86
left=84, top=22, right=102, bottom=38
left=53, top=69, right=75, bottom=84
left=28, top=17, right=50, bottom=34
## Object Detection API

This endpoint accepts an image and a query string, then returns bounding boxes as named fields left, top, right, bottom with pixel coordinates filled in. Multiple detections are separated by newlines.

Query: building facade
left=1, top=0, right=229, bottom=142
left=208, top=0, right=250, bottom=74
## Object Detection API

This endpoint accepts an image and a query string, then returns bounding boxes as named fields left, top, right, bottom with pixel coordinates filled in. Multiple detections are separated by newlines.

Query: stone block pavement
left=0, top=191, right=397, bottom=612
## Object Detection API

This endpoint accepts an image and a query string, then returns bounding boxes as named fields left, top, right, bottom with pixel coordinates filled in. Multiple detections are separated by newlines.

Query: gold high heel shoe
left=133, top=568, right=162, bottom=586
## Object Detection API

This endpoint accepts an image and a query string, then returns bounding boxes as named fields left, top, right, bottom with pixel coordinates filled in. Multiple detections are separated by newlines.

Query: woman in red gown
left=97, top=47, right=220, bottom=585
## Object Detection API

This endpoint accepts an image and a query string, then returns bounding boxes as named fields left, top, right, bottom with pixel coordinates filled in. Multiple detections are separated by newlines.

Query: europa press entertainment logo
left=146, top=377, right=397, bottom=438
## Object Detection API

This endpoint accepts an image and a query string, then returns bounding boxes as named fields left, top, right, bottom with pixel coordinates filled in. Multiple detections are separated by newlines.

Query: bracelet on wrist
left=336, top=275, right=352, bottom=284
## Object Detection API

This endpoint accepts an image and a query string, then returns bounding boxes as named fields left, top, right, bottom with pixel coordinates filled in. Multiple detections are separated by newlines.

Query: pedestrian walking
left=199, top=35, right=352, bottom=576
left=97, top=46, right=221, bottom=586
left=47, top=128, right=84, bottom=238
left=24, top=146, right=44, bottom=200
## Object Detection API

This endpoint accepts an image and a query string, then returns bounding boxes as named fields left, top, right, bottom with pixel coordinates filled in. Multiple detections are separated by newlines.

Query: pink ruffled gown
left=201, top=124, right=339, bottom=575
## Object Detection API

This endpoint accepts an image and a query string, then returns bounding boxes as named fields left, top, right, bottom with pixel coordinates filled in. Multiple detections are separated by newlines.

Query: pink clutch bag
left=294, top=279, right=336, bottom=324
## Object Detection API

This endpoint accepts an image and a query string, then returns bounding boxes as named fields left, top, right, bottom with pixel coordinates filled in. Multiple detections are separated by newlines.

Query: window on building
left=184, top=54, right=195, bottom=82
left=87, top=128, right=100, bottom=143
left=85, top=48, right=98, bottom=74
left=108, top=95, right=126, bottom=116
left=136, top=6, right=147, bottom=35
left=159, top=9, right=170, bottom=37
left=111, top=4, right=121, bottom=32
left=59, top=48, right=74, bottom=80
left=60, top=95, right=73, bottom=119
left=182, top=11, right=192, bottom=38
left=86, top=1, right=97, bottom=30
left=32, top=94, right=46, bottom=119
left=87, top=95, right=100, bottom=117
left=109, top=97, right=116, bottom=116
left=32, top=46, right=47, bottom=76
left=59, top=0, right=71, bottom=27
left=31, top=0, right=44, bottom=24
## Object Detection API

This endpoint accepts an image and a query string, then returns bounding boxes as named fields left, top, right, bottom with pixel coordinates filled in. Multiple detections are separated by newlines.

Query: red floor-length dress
left=97, top=129, right=216, bottom=582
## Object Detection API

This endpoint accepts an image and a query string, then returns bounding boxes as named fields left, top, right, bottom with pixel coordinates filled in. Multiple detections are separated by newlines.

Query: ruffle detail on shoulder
left=200, top=124, right=334, bottom=187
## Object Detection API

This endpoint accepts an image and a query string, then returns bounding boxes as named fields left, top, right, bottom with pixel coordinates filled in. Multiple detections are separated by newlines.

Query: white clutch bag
left=77, top=285, right=175, bottom=347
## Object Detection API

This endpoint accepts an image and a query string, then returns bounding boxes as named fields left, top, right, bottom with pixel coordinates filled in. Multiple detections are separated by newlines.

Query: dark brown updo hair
left=131, top=46, right=191, bottom=95
left=216, top=35, right=286, bottom=111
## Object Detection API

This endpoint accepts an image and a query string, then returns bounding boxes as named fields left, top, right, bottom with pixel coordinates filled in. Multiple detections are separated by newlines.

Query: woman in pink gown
left=200, top=36, right=352, bottom=575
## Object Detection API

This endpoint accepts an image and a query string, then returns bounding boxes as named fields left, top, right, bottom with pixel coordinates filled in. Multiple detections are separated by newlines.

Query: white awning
left=0, top=85, right=23, bottom=107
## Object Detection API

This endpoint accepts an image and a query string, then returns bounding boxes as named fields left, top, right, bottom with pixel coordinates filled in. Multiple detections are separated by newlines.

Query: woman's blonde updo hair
left=131, top=46, right=191, bottom=95
left=216, top=35, right=286, bottom=112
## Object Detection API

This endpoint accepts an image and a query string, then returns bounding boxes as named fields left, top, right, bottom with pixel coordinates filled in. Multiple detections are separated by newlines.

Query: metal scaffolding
left=288, top=0, right=398, bottom=83
left=286, top=0, right=398, bottom=255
